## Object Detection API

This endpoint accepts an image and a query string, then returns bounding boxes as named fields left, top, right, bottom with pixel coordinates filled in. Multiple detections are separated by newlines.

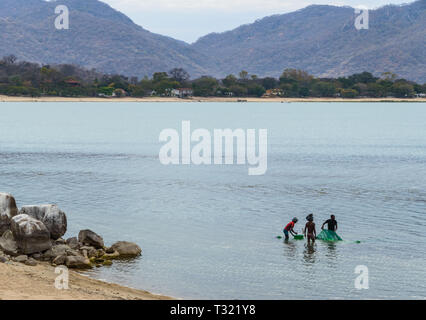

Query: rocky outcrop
left=0, top=193, right=19, bottom=236
left=78, top=230, right=104, bottom=249
left=0, top=193, right=142, bottom=270
left=111, top=241, right=142, bottom=257
left=10, top=214, right=52, bottom=254
left=19, top=205, right=67, bottom=240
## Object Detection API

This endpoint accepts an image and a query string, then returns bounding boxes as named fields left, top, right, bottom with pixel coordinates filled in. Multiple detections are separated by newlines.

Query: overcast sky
left=102, top=0, right=415, bottom=43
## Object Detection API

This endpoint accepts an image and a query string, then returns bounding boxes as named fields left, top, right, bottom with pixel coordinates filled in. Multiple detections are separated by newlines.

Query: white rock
left=19, top=205, right=67, bottom=240
left=10, top=214, right=52, bottom=254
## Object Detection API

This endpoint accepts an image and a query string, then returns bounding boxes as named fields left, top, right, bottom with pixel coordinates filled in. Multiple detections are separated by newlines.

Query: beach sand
left=0, top=261, right=173, bottom=300
left=1, top=95, right=425, bottom=103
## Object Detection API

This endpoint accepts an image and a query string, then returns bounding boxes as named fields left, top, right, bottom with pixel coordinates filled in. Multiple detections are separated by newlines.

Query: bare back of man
left=305, top=221, right=316, bottom=244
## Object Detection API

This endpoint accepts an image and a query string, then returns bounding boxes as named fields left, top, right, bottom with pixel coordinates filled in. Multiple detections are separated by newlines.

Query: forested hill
left=193, top=0, right=426, bottom=82
left=0, top=0, right=214, bottom=78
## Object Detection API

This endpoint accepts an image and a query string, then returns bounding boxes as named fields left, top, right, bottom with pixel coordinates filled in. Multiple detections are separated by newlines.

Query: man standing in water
left=322, top=215, right=338, bottom=232
left=304, top=215, right=316, bottom=244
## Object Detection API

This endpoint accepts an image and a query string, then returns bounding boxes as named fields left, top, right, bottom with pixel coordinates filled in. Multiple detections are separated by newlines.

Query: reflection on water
left=303, top=243, right=317, bottom=265
left=283, top=239, right=298, bottom=259
left=0, top=102, right=425, bottom=299
left=325, top=242, right=338, bottom=261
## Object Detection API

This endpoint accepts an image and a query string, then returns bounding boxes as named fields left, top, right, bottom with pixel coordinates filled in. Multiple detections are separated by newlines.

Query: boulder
left=0, top=230, right=19, bottom=256
left=111, top=241, right=142, bottom=257
left=103, top=250, right=120, bottom=260
left=105, top=246, right=115, bottom=254
left=10, top=214, right=52, bottom=254
left=79, top=246, right=98, bottom=257
left=96, top=249, right=105, bottom=258
left=78, top=230, right=104, bottom=249
left=0, top=256, right=8, bottom=263
left=65, top=255, right=92, bottom=269
left=52, top=255, right=67, bottom=265
left=19, top=205, right=67, bottom=240
left=66, top=248, right=80, bottom=257
left=25, top=258, right=37, bottom=266
left=79, top=245, right=95, bottom=251
left=43, top=244, right=72, bottom=260
left=54, top=238, right=66, bottom=245
left=14, top=255, right=28, bottom=263
left=88, top=248, right=98, bottom=258
left=66, top=237, right=79, bottom=250
left=31, top=253, right=42, bottom=260
left=0, top=193, right=19, bottom=236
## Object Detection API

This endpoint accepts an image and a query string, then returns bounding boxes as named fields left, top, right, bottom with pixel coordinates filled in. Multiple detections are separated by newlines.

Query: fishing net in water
left=316, top=230, right=342, bottom=241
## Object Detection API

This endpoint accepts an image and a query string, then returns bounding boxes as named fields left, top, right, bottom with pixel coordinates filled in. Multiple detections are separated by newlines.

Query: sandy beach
left=0, top=261, right=173, bottom=300
left=1, top=95, right=425, bottom=103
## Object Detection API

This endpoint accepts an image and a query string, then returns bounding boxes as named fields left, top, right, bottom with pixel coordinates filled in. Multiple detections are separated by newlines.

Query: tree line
left=1, top=55, right=425, bottom=98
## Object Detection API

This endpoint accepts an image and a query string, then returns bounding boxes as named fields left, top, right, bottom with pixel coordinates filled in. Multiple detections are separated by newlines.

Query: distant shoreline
left=1, top=95, right=425, bottom=103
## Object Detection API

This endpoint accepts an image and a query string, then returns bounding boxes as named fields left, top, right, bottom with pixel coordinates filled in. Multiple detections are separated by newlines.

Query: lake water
left=0, top=102, right=425, bottom=299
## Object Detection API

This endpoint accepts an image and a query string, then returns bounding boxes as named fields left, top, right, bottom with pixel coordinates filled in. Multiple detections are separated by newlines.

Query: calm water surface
left=0, top=102, right=425, bottom=299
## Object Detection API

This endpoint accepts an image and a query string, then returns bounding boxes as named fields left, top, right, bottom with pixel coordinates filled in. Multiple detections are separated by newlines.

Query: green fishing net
left=316, top=230, right=342, bottom=241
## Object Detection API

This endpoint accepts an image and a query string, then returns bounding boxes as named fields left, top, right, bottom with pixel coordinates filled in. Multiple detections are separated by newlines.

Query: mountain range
left=0, top=0, right=425, bottom=82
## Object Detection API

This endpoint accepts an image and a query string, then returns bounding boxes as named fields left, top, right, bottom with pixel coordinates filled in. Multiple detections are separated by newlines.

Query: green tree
left=169, top=68, right=190, bottom=84
left=348, top=72, right=377, bottom=84
left=98, top=86, right=114, bottom=96
left=192, top=77, right=219, bottom=96
left=155, top=80, right=180, bottom=95
left=239, top=70, right=249, bottom=81
left=227, top=85, right=247, bottom=97
left=366, top=83, right=385, bottom=97
left=311, top=81, right=336, bottom=97
left=247, top=83, right=266, bottom=97
left=381, top=72, right=397, bottom=82
left=392, top=83, right=414, bottom=97
left=261, top=77, right=278, bottom=89
left=9, top=75, right=22, bottom=86
left=152, top=72, right=169, bottom=83
left=280, top=69, right=313, bottom=84
left=222, top=74, right=238, bottom=87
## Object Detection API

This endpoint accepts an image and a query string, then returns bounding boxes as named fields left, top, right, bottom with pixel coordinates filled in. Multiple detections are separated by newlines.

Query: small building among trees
left=171, top=88, right=193, bottom=98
